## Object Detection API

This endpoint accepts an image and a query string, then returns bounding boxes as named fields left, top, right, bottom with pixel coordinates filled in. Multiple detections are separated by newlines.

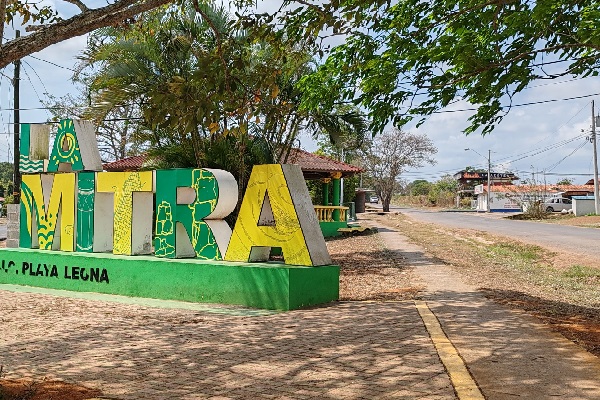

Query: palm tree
left=77, top=1, right=369, bottom=218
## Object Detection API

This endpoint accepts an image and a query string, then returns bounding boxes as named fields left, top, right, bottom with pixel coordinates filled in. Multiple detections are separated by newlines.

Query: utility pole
left=592, top=100, right=599, bottom=214
left=12, top=30, right=20, bottom=205
left=487, top=149, right=491, bottom=213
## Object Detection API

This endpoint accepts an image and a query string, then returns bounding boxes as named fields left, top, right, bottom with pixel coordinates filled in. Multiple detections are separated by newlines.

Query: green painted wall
left=320, top=221, right=348, bottom=237
left=0, top=248, right=339, bottom=311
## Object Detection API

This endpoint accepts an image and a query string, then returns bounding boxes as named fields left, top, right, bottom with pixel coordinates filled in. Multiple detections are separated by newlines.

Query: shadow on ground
left=0, top=297, right=454, bottom=399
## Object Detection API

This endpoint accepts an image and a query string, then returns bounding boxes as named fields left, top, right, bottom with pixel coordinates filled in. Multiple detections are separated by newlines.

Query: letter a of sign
left=225, top=164, right=331, bottom=266
left=47, top=119, right=103, bottom=172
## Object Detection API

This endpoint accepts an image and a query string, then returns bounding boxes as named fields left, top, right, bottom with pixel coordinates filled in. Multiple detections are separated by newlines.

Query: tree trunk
left=382, top=198, right=390, bottom=212
left=0, top=0, right=7, bottom=46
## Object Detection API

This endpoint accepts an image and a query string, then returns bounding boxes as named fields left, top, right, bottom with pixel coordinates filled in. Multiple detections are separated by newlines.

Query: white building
left=474, top=184, right=594, bottom=213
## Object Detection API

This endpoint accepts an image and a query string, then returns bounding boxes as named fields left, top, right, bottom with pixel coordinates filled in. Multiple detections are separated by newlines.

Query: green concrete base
left=319, top=221, right=348, bottom=237
left=0, top=248, right=339, bottom=311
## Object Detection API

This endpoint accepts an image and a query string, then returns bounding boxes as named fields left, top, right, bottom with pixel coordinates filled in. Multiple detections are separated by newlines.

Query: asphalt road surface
left=385, top=206, right=600, bottom=259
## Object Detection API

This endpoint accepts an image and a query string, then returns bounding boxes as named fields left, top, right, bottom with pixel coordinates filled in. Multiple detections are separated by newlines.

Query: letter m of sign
left=20, top=174, right=76, bottom=251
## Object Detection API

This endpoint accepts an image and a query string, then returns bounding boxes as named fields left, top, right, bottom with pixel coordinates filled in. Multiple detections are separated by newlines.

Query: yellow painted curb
left=415, top=300, right=485, bottom=400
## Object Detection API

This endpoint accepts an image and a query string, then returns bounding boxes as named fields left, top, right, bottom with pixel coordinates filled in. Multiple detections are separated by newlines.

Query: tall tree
left=408, top=179, right=432, bottom=196
left=0, top=162, right=13, bottom=182
left=361, top=128, right=437, bottom=212
left=79, top=1, right=369, bottom=163
left=556, top=178, right=574, bottom=185
left=78, top=2, right=301, bottom=159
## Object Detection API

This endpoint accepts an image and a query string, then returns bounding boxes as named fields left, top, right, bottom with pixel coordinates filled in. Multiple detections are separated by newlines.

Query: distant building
left=474, top=184, right=594, bottom=212
left=454, top=170, right=519, bottom=190
left=454, top=170, right=519, bottom=208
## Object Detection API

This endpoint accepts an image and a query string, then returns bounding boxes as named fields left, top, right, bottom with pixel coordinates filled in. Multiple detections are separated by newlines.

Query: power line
left=403, top=132, right=590, bottom=180
left=27, top=55, right=77, bottom=72
left=21, top=62, right=51, bottom=119
left=495, top=133, right=588, bottom=165
left=23, top=60, right=50, bottom=96
left=406, top=76, right=591, bottom=99
left=545, top=140, right=588, bottom=172
left=430, top=92, right=600, bottom=115
left=512, top=101, right=591, bottom=154
left=0, top=106, right=69, bottom=111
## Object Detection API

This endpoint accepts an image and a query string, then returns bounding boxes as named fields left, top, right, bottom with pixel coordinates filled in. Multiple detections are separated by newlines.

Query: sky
left=1, top=1, right=600, bottom=185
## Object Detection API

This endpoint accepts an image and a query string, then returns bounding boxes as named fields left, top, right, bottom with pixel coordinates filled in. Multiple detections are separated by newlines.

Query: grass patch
left=564, top=265, right=600, bottom=282
left=485, top=242, right=542, bottom=262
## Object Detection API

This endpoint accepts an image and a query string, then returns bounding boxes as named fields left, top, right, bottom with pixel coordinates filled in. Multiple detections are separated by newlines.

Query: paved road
left=381, top=206, right=600, bottom=258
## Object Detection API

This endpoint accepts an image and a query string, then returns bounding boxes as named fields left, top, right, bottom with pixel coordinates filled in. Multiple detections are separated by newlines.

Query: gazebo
left=285, top=148, right=363, bottom=236
left=103, top=149, right=363, bottom=237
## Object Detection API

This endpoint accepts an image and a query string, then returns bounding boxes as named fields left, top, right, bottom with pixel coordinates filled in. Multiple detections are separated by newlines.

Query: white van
left=542, top=197, right=572, bottom=212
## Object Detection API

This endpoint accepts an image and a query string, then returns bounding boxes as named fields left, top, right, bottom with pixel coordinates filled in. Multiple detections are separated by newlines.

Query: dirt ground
left=0, top=378, right=101, bottom=400
left=327, top=232, right=423, bottom=301
left=548, top=214, right=600, bottom=227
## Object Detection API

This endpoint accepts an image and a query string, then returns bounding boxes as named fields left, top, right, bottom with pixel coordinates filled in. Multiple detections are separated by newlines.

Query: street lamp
left=465, top=148, right=492, bottom=212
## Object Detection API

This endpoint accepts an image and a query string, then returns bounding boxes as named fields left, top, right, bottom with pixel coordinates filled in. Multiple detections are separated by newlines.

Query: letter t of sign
left=95, top=171, right=154, bottom=255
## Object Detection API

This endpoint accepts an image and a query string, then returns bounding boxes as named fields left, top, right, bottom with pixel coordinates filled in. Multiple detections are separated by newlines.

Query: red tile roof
left=285, top=148, right=363, bottom=178
left=104, top=149, right=363, bottom=179
left=488, top=184, right=594, bottom=193
left=103, top=155, right=148, bottom=172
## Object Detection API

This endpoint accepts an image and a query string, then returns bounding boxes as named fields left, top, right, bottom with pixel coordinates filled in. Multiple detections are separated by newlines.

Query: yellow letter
left=96, top=171, right=153, bottom=255
left=225, top=164, right=331, bottom=266
left=20, top=173, right=75, bottom=251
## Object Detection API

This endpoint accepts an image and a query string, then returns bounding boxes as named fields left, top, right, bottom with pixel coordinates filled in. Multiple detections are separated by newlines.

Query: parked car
left=369, top=195, right=379, bottom=203
left=543, top=197, right=572, bottom=212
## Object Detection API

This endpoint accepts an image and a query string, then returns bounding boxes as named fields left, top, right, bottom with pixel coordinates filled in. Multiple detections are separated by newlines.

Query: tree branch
left=0, top=0, right=172, bottom=68
left=62, top=0, right=89, bottom=12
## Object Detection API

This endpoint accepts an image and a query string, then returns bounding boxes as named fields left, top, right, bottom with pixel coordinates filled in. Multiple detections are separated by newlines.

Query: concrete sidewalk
left=2, top=215, right=600, bottom=399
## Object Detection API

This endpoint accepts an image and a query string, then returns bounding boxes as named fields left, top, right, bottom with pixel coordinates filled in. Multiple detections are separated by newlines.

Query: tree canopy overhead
left=253, top=0, right=600, bottom=135
left=6, top=0, right=596, bottom=137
